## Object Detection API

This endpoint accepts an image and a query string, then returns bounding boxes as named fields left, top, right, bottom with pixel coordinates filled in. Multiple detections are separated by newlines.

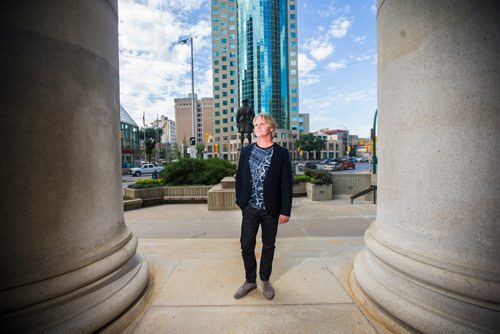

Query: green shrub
left=293, top=174, right=311, bottom=185
left=128, top=179, right=165, bottom=189
left=304, top=169, right=332, bottom=185
left=160, top=158, right=236, bottom=186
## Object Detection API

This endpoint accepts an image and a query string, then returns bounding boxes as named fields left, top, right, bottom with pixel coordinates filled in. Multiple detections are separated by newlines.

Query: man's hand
left=278, top=214, right=290, bottom=224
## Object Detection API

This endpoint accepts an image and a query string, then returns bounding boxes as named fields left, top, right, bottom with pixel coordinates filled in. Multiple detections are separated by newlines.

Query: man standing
left=234, top=114, right=293, bottom=300
left=236, top=99, right=255, bottom=147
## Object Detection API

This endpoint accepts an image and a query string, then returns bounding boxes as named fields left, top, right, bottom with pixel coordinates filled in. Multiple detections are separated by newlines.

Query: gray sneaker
left=233, top=281, right=257, bottom=299
left=262, top=280, right=275, bottom=300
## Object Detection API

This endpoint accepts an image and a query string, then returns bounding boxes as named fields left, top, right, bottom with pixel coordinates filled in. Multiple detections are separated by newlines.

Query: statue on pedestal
left=236, top=99, right=255, bottom=147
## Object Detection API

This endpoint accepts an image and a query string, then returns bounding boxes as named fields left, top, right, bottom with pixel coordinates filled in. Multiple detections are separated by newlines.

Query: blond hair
left=253, top=113, right=277, bottom=132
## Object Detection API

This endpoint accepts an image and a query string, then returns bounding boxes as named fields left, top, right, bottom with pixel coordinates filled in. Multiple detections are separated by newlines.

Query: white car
left=129, top=164, right=158, bottom=176
left=324, top=162, right=342, bottom=171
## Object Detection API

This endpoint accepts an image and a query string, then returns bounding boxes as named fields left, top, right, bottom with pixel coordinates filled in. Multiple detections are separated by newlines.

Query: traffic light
left=214, top=143, right=219, bottom=152
left=225, top=143, right=228, bottom=151
left=189, top=137, right=195, bottom=146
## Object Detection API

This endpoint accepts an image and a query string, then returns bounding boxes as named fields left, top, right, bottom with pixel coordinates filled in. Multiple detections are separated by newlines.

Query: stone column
left=352, top=1, right=500, bottom=332
left=0, top=1, right=149, bottom=332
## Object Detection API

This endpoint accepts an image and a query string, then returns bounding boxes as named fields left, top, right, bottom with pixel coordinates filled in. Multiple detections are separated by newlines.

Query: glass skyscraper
left=238, top=0, right=289, bottom=129
left=211, top=0, right=299, bottom=160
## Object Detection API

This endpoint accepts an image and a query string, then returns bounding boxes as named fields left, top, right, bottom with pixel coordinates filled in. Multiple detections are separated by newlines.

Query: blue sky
left=118, top=0, right=377, bottom=138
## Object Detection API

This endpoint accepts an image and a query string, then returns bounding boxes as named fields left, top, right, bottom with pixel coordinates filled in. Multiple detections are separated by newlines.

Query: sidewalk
left=123, top=196, right=382, bottom=333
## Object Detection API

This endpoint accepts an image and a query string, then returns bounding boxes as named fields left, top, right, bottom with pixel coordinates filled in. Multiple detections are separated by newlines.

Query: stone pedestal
left=0, top=1, right=149, bottom=332
left=351, top=1, right=500, bottom=332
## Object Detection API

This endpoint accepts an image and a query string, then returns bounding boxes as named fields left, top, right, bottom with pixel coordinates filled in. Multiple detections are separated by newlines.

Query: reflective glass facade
left=211, top=0, right=301, bottom=161
left=238, top=0, right=289, bottom=129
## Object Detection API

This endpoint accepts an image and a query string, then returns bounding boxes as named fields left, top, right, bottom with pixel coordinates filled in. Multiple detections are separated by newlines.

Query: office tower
left=174, top=94, right=214, bottom=147
left=211, top=0, right=299, bottom=160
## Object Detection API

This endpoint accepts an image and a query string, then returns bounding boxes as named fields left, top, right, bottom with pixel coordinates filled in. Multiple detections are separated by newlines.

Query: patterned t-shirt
left=249, top=144, right=274, bottom=210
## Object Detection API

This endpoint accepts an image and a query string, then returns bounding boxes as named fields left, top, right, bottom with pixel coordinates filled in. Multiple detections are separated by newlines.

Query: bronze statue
left=236, top=99, right=255, bottom=146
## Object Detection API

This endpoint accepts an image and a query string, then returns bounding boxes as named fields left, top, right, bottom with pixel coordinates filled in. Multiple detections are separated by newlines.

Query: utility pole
left=156, top=114, right=159, bottom=163
left=143, top=111, right=147, bottom=162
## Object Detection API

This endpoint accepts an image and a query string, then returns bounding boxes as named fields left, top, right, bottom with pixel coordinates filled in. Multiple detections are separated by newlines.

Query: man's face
left=253, top=117, right=272, bottom=138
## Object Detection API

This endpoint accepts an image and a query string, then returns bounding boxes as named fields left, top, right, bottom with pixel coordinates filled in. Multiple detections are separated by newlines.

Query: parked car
left=304, top=162, right=317, bottom=170
left=151, top=167, right=165, bottom=179
left=324, top=162, right=343, bottom=171
left=297, top=162, right=317, bottom=171
left=129, top=163, right=157, bottom=176
left=342, top=160, right=356, bottom=170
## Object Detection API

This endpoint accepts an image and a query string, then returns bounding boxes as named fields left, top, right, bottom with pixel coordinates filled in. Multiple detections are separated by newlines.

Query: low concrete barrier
left=306, top=183, right=333, bottom=201
left=124, top=186, right=212, bottom=207
left=331, top=174, right=371, bottom=195
left=207, top=178, right=238, bottom=210
left=123, top=198, right=142, bottom=210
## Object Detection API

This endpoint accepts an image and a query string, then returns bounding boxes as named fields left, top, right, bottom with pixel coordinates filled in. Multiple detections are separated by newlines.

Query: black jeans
left=240, top=206, right=279, bottom=282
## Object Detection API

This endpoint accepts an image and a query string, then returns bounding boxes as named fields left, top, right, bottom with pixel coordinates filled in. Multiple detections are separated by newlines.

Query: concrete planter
left=293, top=182, right=307, bottom=197
left=124, top=187, right=165, bottom=200
left=124, top=186, right=212, bottom=200
left=306, top=183, right=333, bottom=201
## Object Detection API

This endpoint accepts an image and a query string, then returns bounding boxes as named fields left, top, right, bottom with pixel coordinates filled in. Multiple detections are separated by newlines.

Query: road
left=295, top=161, right=371, bottom=175
left=123, top=162, right=372, bottom=188
left=122, top=174, right=151, bottom=189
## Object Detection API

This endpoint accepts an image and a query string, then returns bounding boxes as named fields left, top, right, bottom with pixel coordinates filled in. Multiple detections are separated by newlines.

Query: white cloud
left=298, top=53, right=319, bottom=86
left=301, top=89, right=376, bottom=135
left=298, top=53, right=317, bottom=73
left=118, top=0, right=212, bottom=125
left=327, top=62, right=346, bottom=72
left=303, top=38, right=335, bottom=61
left=318, top=1, right=351, bottom=18
left=311, top=45, right=334, bottom=61
left=329, top=17, right=352, bottom=39
left=353, top=35, right=366, bottom=44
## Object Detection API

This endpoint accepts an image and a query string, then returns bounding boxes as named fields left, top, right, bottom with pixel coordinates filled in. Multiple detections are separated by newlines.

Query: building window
left=290, top=14, right=296, bottom=19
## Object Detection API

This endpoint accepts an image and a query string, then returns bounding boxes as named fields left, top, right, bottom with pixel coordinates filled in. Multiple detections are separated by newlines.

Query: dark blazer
left=235, top=143, right=293, bottom=218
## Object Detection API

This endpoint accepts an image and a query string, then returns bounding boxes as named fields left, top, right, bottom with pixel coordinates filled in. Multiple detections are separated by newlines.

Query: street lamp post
left=156, top=114, right=159, bottom=163
left=179, top=37, right=196, bottom=150
left=143, top=111, right=147, bottom=162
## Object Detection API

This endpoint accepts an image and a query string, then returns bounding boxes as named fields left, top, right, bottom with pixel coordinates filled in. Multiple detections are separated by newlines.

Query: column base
left=0, top=236, right=150, bottom=333
left=351, top=229, right=500, bottom=333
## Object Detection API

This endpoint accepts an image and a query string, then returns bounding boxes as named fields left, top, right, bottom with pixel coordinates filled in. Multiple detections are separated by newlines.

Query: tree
left=139, top=126, right=163, bottom=162
left=195, top=143, right=205, bottom=158
left=171, top=143, right=182, bottom=160
left=296, top=134, right=326, bottom=160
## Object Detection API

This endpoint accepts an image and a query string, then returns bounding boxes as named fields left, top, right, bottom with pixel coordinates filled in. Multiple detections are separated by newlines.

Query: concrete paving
left=123, top=196, right=383, bottom=333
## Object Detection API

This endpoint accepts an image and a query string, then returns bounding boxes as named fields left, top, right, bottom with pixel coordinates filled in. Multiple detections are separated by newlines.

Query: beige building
left=174, top=95, right=215, bottom=147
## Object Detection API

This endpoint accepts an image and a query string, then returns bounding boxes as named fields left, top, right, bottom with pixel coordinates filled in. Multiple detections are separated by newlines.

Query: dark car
left=304, top=162, right=317, bottom=170
left=297, top=162, right=317, bottom=171
left=151, top=167, right=165, bottom=179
